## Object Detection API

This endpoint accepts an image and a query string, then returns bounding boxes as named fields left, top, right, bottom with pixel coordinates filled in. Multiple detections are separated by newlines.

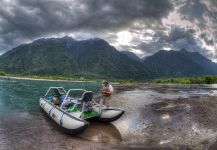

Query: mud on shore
left=111, top=83, right=217, bottom=150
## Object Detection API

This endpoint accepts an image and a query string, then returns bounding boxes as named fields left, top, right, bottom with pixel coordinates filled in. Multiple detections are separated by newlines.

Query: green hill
left=0, top=36, right=154, bottom=80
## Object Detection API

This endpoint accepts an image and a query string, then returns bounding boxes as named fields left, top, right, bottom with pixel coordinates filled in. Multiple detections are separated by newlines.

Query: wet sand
left=1, top=83, right=217, bottom=150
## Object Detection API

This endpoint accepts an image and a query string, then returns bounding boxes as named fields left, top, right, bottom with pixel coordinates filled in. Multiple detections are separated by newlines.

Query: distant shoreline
left=2, top=74, right=217, bottom=85
left=0, top=75, right=97, bottom=83
left=0, top=75, right=122, bottom=85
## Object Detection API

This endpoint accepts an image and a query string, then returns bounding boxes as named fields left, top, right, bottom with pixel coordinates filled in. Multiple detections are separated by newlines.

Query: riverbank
left=0, top=74, right=132, bottom=84
left=151, top=76, right=217, bottom=84
left=0, top=75, right=97, bottom=83
left=1, top=75, right=216, bottom=89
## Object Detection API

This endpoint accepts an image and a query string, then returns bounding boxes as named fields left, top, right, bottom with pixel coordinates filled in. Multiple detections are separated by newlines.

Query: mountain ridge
left=143, top=49, right=217, bottom=77
left=121, top=51, right=141, bottom=62
left=0, top=36, right=217, bottom=80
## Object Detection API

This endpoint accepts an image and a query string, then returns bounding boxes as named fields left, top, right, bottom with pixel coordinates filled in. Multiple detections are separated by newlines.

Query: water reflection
left=161, top=113, right=170, bottom=120
left=79, top=122, right=122, bottom=143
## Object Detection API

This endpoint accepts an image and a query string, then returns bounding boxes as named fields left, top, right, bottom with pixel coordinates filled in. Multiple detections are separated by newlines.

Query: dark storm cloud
left=178, top=0, right=211, bottom=30
left=137, top=27, right=207, bottom=56
left=135, top=32, right=168, bottom=55
left=167, top=28, right=198, bottom=49
left=0, top=0, right=173, bottom=52
left=210, top=0, right=217, bottom=9
left=200, top=33, right=214, bottom=46
left=134, top=0, right=217, bottom=60
left=180, top=0, right=207, bottom=20
left=176, top=0, right=217, bottom=59
left=177, top=0, right=216, bottom=46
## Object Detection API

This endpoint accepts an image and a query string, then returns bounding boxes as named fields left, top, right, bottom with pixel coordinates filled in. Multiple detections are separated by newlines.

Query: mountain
left=1, top=36, right=216, bottom=80
left=0, top=36, right=154, bottom=80
left=121, top=51, right=141, bottom=62
left=143, top=49, right=217, bottom=77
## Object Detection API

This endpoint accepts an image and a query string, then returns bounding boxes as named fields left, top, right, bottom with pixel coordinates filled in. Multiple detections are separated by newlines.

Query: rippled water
left=1, top=79, right=217, bottom=150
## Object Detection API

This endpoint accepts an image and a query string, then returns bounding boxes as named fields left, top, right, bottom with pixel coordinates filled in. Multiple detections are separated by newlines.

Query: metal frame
left=63, top=89, right=86, bottom=102
left=60, top=89, right=87, bottom=108
left=44, top=87, right=67, bottom=96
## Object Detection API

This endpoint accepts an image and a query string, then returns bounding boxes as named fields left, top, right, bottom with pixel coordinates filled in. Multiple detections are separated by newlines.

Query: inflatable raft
left=39, top=87, right=124, bottom=134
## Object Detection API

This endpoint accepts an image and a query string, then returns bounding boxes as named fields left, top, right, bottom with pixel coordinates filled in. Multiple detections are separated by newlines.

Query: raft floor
left=83, top=111, right=100, bottom=119
left=67, top=106, right=100, bottom=119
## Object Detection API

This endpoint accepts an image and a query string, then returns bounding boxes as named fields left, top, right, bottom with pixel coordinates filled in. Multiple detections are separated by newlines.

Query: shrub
left=0, top=70, right=6, bottom=76
left=204, top=76, right=212, bottom=84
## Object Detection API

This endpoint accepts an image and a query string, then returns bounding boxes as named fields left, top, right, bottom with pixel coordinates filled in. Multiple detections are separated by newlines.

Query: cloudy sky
left=0, top=0, right=217, bottom=61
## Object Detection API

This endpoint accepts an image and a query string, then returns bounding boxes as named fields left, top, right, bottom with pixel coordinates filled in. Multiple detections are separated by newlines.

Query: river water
left=1, top=79, right=217, bottom=150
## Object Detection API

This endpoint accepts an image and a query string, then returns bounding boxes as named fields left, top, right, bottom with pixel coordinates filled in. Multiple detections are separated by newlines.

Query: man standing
left=100, top=80, right=113, bottom=106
